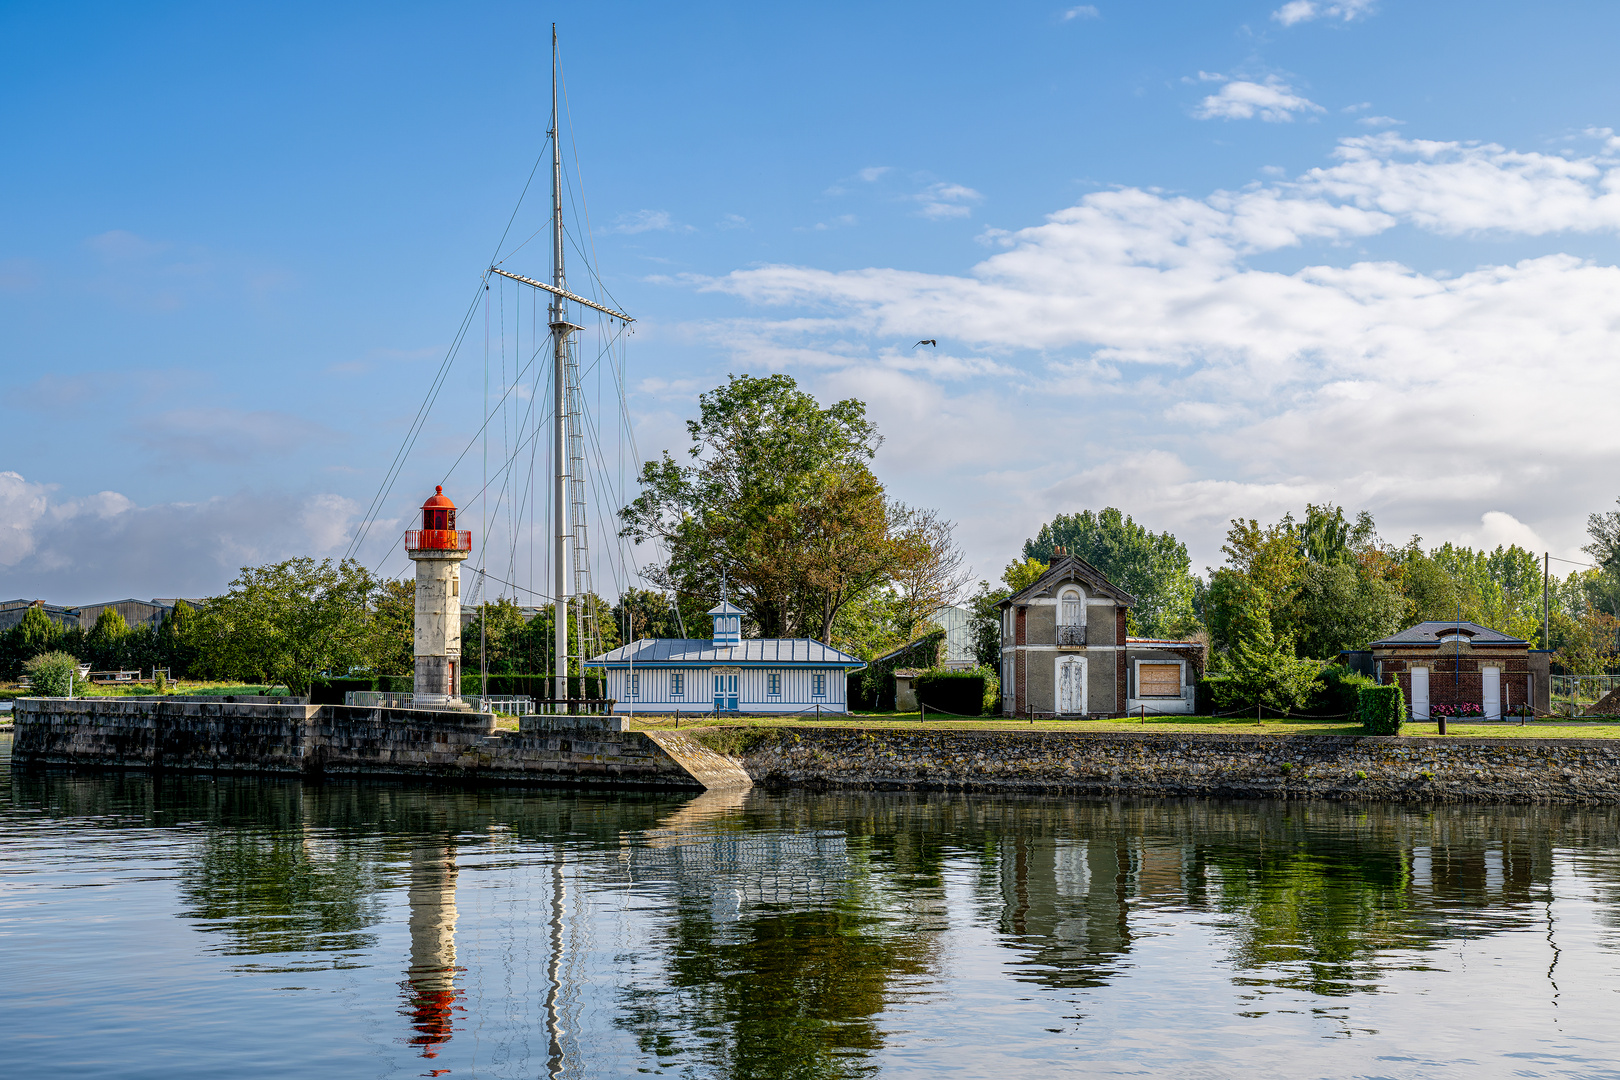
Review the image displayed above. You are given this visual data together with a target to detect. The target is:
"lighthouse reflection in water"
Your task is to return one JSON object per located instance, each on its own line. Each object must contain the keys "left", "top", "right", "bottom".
{"left": 402, "top": 842, "right": 462, "bottom": 1058}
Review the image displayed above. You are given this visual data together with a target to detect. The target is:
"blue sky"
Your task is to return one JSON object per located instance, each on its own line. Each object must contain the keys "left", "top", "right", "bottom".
{"left": 6, "top": 0, "right": 1620, "bottom": 604}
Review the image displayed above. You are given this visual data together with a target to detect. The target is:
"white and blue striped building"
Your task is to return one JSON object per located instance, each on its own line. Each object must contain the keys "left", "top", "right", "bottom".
{"left": 589, "top": 601, "right": 866, "bottom": 715}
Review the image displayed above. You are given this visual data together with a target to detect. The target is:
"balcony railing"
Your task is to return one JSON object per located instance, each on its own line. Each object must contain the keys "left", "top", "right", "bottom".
{"left": 1056, "top": 624, "right": 1086, "bottom": 646}
{"left": 405, "top": 529, "right": 472, "bottom": 552}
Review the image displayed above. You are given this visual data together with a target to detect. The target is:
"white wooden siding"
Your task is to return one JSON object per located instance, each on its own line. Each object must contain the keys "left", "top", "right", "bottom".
{"left": 609, "top": 665, "right": 847, "bottom": 712}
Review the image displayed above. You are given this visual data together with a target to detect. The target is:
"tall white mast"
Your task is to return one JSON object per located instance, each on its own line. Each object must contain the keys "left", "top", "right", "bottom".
{"left": 549, "top": 24, "right": 570, "bottom": 706}
{"left": 480, "top": 27, "right": 631, "bottom": 709}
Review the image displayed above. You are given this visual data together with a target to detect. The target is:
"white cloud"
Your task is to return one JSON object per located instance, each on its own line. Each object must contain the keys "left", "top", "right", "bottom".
{"left": 688, "top": 132, "right": 1620, "bottom": 574}
{"left": 914, "top": 182, "right": 985, "bottom": 220}
{"left": 610, "top": 209, "right": 694, "bottom": 235}
{"left": 1356, "top": 115, "right": 1404, "bottom": 128}
{"left": 1195, "top": 78, "right": 1325, "bottom": 122}
{"left": 0, "top": 471, "right": 368, "bottom": 600}
{"left": 1062, "top": 5, "right": 1100, "bottom": 20}
{"left": 1273, "top": 0, "right": 1375, "bottom": 26}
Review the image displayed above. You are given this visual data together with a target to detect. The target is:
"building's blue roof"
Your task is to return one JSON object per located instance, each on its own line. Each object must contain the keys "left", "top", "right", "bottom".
{"left": 590, "top": 637, "right": 865, "bottom": 667}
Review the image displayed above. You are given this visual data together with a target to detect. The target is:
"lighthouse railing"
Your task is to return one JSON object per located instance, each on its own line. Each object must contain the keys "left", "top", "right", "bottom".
{"left": 404, "top": 529, "right": 472, "bottom": 552}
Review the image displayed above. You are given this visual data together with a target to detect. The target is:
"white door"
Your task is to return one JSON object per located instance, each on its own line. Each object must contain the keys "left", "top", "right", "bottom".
{"left": 1410, "top": 667, "right": 1429, "bottom": 720}
{"left": 1483, "top": 666, "right": 1501, "bottom": 720}
{"left": 1057, "top": 657, "right": 1086, "bottom": 714}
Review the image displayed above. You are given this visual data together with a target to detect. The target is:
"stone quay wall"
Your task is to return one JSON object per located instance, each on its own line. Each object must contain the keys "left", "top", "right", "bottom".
{"left": 728, "top": 727, "right": 1620, "bottom": 804}
{"left": 9, "top": 699, "right": 746, "bottom": 790}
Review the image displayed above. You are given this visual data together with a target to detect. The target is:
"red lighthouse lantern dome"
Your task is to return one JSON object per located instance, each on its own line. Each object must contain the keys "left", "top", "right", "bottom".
{"left": 421, "top": 485, "right": 456, "bottom": 531}
{"left": 406, "top": 486, "right": 469, "bottom": 552}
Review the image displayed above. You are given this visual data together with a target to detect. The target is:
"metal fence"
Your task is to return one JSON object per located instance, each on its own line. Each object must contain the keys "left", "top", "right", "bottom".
{"left": 1550, "top": 674, "right": 1620, "bottom": 711}
{"left": 342, "top": 691, "right": 535, "bottom": 715}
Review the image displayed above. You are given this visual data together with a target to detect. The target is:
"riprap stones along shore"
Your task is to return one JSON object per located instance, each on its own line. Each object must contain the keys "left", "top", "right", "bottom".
{"left": 708, "top": 726, "right": 1620, "bottom": 805}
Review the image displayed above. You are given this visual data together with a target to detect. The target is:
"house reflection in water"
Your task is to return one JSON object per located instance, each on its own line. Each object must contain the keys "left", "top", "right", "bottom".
{"left": 402, "top": 842, "right": 462, "bottom": 1058}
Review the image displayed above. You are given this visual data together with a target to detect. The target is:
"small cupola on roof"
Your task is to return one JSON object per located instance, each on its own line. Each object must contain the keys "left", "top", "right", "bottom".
{"left": 709, "top": 600, "right": 743, "bottom": 648}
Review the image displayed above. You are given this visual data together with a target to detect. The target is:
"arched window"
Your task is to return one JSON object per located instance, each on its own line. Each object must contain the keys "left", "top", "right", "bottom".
{"left": 1060, "top": 587, "right": 1083, "bottom": 627}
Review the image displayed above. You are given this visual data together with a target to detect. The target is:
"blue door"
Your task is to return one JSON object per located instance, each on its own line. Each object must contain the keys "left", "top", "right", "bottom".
{"left": 713, "top": 673, "right": 738, "bottom": 711}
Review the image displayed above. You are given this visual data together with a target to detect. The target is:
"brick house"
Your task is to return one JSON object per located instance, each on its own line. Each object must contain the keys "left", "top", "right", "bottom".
{"left": 1365, "top": 621, "right": 1551, "bottom": 719}
{"left": 997, "top": 554, "right": 1205, "bottom": 717}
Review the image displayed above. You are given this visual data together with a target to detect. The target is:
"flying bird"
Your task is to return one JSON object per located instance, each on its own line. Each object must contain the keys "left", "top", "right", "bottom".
{"left": 913, "top": 339, "right": 937, "bottom": 348}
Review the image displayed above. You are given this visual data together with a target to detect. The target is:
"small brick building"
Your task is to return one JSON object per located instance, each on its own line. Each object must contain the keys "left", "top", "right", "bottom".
{"left": 1365, "top": 621, "right": 1551, "bottom": 720}
{"left": 997, "top": 554, "right": 1205, "bottom": 718}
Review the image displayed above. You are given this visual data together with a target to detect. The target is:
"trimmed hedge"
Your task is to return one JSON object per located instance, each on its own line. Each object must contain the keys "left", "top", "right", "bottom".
{"left": 1196, "top": 676, "right": 1231, "bottom": 715}
{"left": 309, "top": 677, "right": 376, "bottom": 705}
{"left": 1315, "top": 664, "right": 1376, "bottom": 717}
{"left": 914, "top": 669, "right": 986, "bottom": 716}
{"left": 1357, "top": 684, "right": 1406, "bottom": 735}
{"left": 460, "top": 673, "right": 604, "bottom": 698}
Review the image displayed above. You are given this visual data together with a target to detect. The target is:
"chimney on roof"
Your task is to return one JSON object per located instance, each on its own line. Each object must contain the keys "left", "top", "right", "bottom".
{"left": 1053, "top": 546, "right": 1067, "bottom": 557}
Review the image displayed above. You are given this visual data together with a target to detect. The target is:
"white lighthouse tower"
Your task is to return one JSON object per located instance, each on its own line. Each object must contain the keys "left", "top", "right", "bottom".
{"left": 406, "top": 486, "right": 471, "bottom": 707}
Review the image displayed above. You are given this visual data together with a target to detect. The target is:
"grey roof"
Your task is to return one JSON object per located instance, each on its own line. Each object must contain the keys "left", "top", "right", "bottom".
{"left": 1369, "top": 620, "right": 1528, "bottom": 647}
{"left": 590, "top": 637, "right": 865, "bottom": 667}
{"left": 707, "top": 600, "right": 745, "bottom": 616}
{"left": 999, "top": 554, "right": 1137, "bottom": 608}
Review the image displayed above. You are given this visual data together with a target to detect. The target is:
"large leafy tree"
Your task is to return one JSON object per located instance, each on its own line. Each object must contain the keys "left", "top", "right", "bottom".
{"left": 192, "top": 557, "right": 377, "bottom": 696}
{"left": 1023, "top": 508, "right": 1198, "bottom": 637}
{"left": 620, "top": 374, "right": 894, "bottom": 641}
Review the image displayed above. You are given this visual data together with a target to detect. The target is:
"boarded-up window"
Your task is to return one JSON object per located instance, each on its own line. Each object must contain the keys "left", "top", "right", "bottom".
{"left": 1139, "top": 663, "right": 1181, "bottom": 697}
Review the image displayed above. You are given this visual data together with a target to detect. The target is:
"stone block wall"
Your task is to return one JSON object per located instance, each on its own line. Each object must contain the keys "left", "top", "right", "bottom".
{"left": 730, "top": 727, "right": 1620, "bottom": 804}
{"left": 10, "top": 699, "right": 746, "bottom": 790}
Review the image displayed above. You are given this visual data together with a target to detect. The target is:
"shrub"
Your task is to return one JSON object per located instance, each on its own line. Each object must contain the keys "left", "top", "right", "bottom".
{"left": 914, "top": 669, "right": 986, "bottom": 716}
{"left": 24, "top": 651, "right": 81, "bottom": 697}
{"left": 1357, "top": 684, "right": 1406, "bottom": 735}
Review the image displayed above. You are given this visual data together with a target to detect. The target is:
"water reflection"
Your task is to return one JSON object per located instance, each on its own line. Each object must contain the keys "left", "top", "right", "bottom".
{"left": 402, "top": 841, "right": 461, "bottom": 1058}
{"left": 9, "top": 752, "right": 1620, "bottom": 1079}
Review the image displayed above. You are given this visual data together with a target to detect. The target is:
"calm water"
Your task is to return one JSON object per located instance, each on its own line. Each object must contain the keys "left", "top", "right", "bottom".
{"left": 7, "top": 736, "right": 1620, "bottom": 1078}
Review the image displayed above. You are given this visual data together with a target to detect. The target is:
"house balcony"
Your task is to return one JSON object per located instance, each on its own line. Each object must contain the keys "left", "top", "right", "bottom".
{"left": 1056, "top": 624, "right": 1086, "bottom": 648}
{"left": 405, "top": 529, "right": 472, "bottom": 552}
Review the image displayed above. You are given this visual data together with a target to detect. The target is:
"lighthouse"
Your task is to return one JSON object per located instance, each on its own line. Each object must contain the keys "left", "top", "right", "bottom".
{"left": 406, "top": 486, "right": 471, "bottom": 706}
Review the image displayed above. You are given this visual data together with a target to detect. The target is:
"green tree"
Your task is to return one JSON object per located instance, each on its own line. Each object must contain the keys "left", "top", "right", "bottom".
{"left": 966, "top": 581, "right": 1008, "bottom": 669}
{"left": 364, "top": 578, "right": 415, "bottom": 677}
{"left": 612, "top": 587, "right": 685, "bottom": 644}
{"left": 827, "top": 584, "right": 902, "bottom": 662}
{"left": 1001, "top": 556, "right": 1048, "bottom": 593}
{"left": 192, "top": 557, "right": 377, "bottom": 696}
{"left": 461, "top": 597, "right": 531, "bottom": 676}
{"left": 1293, "top": 561, "right": 1406, "bottom": 659}
{"left": 1023, "top": 508, "right": 1198, "bottom": 637}
{"left": 85, "top": 607, "right": 130, "bottom": 670}
{"left": 1224, "top": 584, "right": 1321, "bottom": 712}
{"left": 1, "top": 604, "right": 62, "bottom": 677}
{"left": 620, "top": 374, "right": 892, "bottom": 641}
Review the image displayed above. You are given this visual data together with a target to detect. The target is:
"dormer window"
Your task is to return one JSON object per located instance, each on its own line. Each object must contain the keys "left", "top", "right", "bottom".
{"left": 1436, "top": 626, "right": 1476, "bottom": 644}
